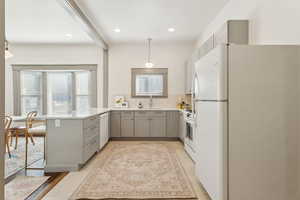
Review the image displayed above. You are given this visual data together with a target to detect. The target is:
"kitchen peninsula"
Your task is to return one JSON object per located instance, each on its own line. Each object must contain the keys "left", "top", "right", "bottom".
{"left": 44, "top": 108, "right": 184, "bottom": 173}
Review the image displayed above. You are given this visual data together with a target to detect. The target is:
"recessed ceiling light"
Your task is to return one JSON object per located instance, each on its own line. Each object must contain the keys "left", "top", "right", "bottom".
{"left": 65, "top": 34, "right": 73, "bottom": 38}
{"left": 114, "top": 28, "right": 121, "bottom": 33}
{"left": 168, "top": 28, "right": 175, "bottom": 32}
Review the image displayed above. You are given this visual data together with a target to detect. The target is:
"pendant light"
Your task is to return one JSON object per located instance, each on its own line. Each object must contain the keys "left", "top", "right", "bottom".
{"left": 5, "top": 40, "right": 13, "bottom": 59}
{"left": 145, "top": 38, "right": 154, "bottom": 68}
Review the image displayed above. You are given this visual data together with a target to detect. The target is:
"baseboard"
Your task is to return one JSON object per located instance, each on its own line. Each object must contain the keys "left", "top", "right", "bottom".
{"left": 110, "top": 137, "right": 180, "bottom": 141}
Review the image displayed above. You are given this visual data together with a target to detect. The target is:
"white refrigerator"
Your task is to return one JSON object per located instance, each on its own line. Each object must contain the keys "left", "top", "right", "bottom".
{"left": 194, "top": 44, "right": 300, "bottom": 200}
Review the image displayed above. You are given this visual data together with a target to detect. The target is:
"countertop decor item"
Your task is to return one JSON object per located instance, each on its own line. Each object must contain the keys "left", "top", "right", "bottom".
{"left": 137, "top": 102, "right": 143, "bottom": 109}
{"left": 114, "top": 96, "right": 125, "bottom": 108}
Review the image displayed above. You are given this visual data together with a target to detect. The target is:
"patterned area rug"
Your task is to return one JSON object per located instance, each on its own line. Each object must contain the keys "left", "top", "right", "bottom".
{"left": 5, "top": 137, "right": 44, "bottom": 178}
{"left": 5, "top": 176, "right": 49, "bottom": 200}
{"left": 71, "top": 141, "right": 197, "bottom": 200}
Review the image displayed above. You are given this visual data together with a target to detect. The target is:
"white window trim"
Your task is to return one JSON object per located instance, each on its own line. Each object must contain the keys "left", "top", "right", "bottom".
{"left": 12, "top": 65, "right": 97, "bottom": 115}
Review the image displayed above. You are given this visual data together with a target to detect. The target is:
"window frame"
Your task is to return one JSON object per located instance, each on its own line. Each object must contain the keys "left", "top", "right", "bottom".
{"left": 19, "top": 71, "right": 44, "bottom": 115}
{"left": 131, "top": 68, "right": 168, "bottom": 98}
{"left": 12, "top": 65, "right": 97, "bottom": 115}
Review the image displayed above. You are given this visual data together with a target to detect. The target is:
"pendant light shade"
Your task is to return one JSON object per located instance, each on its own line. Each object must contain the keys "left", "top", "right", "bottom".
{"left": 145, "top": 38, "right": 153, "bottom": 68}
{"left": 5, "top": 40, "right": 13, "bottom": 59}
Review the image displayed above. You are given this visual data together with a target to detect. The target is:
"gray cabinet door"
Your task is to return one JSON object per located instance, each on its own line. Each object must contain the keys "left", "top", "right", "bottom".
{"left": 135, "top": 118, "right": 150, "bottom": 137}
{"left": 110, "top": 112, "right": 121, "bottom": 137}
{"left": 99, "top": 115, "right": 104, "bottom": 149}
{"left": 150, "top": 117, "right": 166, "bottom": 137}
{"left": 167, "top": 111, "right": 179, "bottom": 137}
{"left": 121, "top": 118, "right": 134, "bottom": 137}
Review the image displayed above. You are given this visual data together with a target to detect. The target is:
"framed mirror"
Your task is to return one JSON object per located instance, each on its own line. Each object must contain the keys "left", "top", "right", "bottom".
{"left": 131, "top": 68, "right": 168, "bottom": 98}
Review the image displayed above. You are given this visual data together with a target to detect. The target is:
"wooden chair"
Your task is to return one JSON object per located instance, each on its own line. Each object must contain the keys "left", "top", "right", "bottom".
{"left": 27, "top": 115, "right": 46, "bottom": 160}
{"left": 9, "top": 111, "right": 37, "bottom": 149}
{"left": 4, "top": 116, "right": 12, "bottom": 158}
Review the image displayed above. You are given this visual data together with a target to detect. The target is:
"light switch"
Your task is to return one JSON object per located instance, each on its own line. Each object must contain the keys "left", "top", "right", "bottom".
{"left": 55, "top": 119, "right": 61, "bottom": 128}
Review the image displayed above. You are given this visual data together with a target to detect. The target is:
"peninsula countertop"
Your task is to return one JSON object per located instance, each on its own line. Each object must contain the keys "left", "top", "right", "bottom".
{"left": 12, "top": 108, "right": 184, "bottom": 121}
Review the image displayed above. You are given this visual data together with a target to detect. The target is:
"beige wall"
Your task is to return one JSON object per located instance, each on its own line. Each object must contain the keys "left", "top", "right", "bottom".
{"left": 108, "top": 42, "right": 194, "bottom": 108}
{"left": 5, "top": 44, "right": 104, "bottom": 114}
{"left": 0, "top": 0, "right": 4, "bottom": 198}
{"left": 195, "top": 0, "right": 300, "bottom": 198}
{"left": 196, "top": 0, "right": 300, "bottom": 47}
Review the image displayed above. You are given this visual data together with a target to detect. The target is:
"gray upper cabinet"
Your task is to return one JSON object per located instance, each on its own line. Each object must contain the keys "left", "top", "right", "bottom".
{"left": 150, "top": 117, "right": 166, "bottom": 137}
{"left": 110, "top": 112, "right": 121, "bottom": 137}
{"left": 121, "top": 112, "right": 134, "bottom": 137}
{"left": 214, "top": 20, "right": 249, "bottom": 47}
{"left": 166, "top": 111, "right": 179, "bottom": 137}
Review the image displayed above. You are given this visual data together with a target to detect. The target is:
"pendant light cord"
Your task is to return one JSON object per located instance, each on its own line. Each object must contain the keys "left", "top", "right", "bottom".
{"left": 148, "top": 38, "right": 152, "bottom": 63}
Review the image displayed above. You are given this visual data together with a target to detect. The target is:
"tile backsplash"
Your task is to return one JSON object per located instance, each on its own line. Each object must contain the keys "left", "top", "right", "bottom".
{"left": 109, "top": 94, "right": 190, "bottom": 108}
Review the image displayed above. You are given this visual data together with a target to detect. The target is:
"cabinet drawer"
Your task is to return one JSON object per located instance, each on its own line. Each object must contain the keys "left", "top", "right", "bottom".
{"left": 135, "top": 111, "right": 149, "bottom": 117}
{"left": 149, "top": 111, "right": 166, "bottom": 118}
{"left": 84, "top": 129, "right": 98, "bottom": 145}
{"left": 83, "top": 136, "right": 98, "bottom": 162}
{"left": 83, "top": 115, "right": 99, "bottom": 129}
{"left": 121, "top": 111, "right": 134, "bottom": 119}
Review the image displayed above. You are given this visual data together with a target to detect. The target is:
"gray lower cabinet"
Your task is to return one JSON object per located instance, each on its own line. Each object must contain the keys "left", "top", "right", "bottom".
{"left": 121, "top": 118, "right": 134, "bottom": 137}
{"left": 166, "top": 111, "right": 179, "bottom": 137}
{"left": 45, "top": 115, "right": 99, "bottom": 172}
{"left": 120, "top": 111, "right": 134, "bottom": 137}
{"left": 150, "top": 118, "right": 166, "bottom": 137}
{"left": 113, "top": 110, "right": 179, "bottom": 138}
{"left": 135, "top": 118, "right": 150, "bottom": 137}
{"left": 110, "top": 112, "right": 121, "bottom": 137}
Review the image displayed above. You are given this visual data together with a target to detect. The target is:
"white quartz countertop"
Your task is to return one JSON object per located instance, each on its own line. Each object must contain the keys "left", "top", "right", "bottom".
{"left": 13, "top": 108, "right": 184, "bottom": 121}
{"left": 45, "top": 108, "right": 111, "bottom": 120}
{"left": 110, "top": 107, "right": 180, "bottom": 111}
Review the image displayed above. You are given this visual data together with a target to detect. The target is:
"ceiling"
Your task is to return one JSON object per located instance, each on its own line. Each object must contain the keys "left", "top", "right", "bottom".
{"left": 76, "top": 0, "right": 229, "bottom": 43}
{"left": 5, "top": 0, "right": 92, "bottom": 44}
{"left": 5, "top": 0, "right": 229, "bottom": 44}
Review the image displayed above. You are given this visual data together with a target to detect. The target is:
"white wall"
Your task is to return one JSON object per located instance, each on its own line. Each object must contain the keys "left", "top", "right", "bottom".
{"left": 196, "top": 0, "right": 300, "bottom": 47}
{"left": 5, "top": 44, "right": 103, "bottom": 114}
{"left": 108, "top": 42, "right": 194, "bottom": 108}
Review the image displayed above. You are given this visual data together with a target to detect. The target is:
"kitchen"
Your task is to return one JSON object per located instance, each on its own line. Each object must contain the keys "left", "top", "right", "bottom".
{"left": 1, "top": 0, "right": 300, "bottom": 200}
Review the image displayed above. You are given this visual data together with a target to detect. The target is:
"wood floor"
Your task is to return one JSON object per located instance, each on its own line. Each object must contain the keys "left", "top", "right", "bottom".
{"left": 5, "top": 159, "right": 68, "bottom": 200}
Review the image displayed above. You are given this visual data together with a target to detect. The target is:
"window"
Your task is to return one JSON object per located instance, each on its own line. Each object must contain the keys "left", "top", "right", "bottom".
{"left": 47, "top": 72, "right": 73, "bottom": 114}
{"left": 132, "top": 68, "right": 168, "bottom": 98}
{"left": 13, "top": 65, "right": 97, "bottom": 115}
{"left": 75, "top": 71, "right": 90, "bottom": 112}
{"left": 20, "top": 71, "right": 43, "bottom": 114}
{"left": 136, "top": 74, "right": 163, "bottom": 96}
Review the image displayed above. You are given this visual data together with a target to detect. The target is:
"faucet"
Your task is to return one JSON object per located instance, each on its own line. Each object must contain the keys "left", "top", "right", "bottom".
{"left": 149, "top": 95, "right": 153, "bottom": 108}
